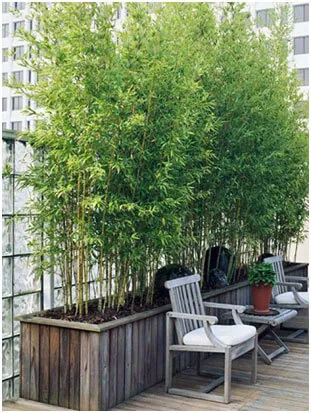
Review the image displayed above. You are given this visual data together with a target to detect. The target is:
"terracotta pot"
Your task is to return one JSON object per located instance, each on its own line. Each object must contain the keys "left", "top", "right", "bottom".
{"left": 251, "top": 282, "right": 273, "bottom": 314}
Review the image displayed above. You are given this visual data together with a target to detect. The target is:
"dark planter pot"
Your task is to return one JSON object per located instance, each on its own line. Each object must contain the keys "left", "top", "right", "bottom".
{"left": 16, "top": 281, "right": 251, "bottom": 410}
{"left": 251, "top": 283, "right": 272, "bottom": 314}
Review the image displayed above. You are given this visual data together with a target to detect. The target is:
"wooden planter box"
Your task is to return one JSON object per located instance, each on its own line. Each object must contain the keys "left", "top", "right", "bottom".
{"left": 16, "top": 281, "right": 251, "bottom": 411}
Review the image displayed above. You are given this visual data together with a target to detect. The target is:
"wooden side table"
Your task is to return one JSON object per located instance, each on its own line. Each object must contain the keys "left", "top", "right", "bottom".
{"left": 223, "top": 306, "right": 298, "bottom": 365}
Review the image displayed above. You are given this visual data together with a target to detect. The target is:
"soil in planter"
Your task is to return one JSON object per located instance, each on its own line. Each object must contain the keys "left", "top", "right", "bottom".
{"left": 40, "top": 293, "right": 171, "bottom": 324}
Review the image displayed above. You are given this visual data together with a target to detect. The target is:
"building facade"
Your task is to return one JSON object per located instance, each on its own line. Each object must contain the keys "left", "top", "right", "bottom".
{"left": 2, "top": 2, "right": 36, "bottom": 132}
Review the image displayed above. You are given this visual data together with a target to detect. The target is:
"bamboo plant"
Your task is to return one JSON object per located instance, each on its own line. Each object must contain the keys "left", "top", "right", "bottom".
{"left": 11, "top": 2, "right": 308, "bottom": 317}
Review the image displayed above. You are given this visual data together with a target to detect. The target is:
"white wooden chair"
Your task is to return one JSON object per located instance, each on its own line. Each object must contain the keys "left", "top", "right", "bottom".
{"left": 264, "top": 255, "right": 309, "bottom": 341}
{"left": 164, "top": 274, "right": 258, "bottom": 404}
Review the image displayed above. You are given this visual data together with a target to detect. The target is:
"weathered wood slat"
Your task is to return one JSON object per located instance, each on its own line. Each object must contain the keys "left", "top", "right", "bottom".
{"left": 150, "top": 315, "right": 158, "bottom": 386}
{"left": 116, "top": 326, "right": 125, "bottom": 405}
{"left": 20, "top": 323, "right": 31, "bottom": 400}
{"left": 39, "top": 325, "right": 50, "bottom": 403}
{"left": 131, "top": 321, "right": 139, "bottom": 397}
{"left": 109, "top": 328, "right": 118, "bottom": 408}
{"left": 29, "top": 324, "right": 39, "bottom": 401}
{"left": 145, "top": 318, "right": 152, "bottom": 388}
{"left": 138, "top": 319, "right": 146, "bottom": 393}
{"left": 89, "top": 333, "right": 100, "bottom": 411}
{"left": 59, "top": 328, "right": 70, "bottom": 408}
{"left": 69, "top": 330, "right": 80, "bottom": 410}
{"left": 156, "top": 314, "right": 164, "bottom": 383}
{"left": 80, "top": 331, "right": 90, "bottom": 411}
{"left": 99, "top": 331, "right": 110, "bottom": 410}
{"left": 124, "top": 324, "right": 132, "bottom": 400}
{"left": 49, "top": 327, "right": 60, "bottom": 406}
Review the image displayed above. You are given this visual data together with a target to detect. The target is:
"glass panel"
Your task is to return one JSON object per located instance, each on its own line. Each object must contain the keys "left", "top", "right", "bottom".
{"left": 2, "top": 217, "right": 13, "bottom": 256}
{"left": 294, "top": 5, "right": 304, "bottom": 22}
{"left": 13, "top": 256, "right": 40, "bottom": 294}
{"left": 14, "top": 184, "right": 33, "bottom": 214}
{"left": 2, "top": 177, "right": 13, "bottom": 215}
{"left": 2, "top": 379, "right": 13, "bottom": 402}
{"left": 14, "top": 217, "right": 32, "bottom": 254}
{"left": 13, "top": 336, "right": 20, "bottom": 375}
{"left": 54, "top": 266, "right": 62, "bottom": 288}
{"left": 2, "top": 339, "right": 13, "bottom": 380}
{"left": 14, "top": 377, "right": 19, "bottom": 399}
{"left": 54, "top": 288, "right": 64, "bottom": 307}
{"left": 13, "top": 293, "right": 41, "bottom": 334}
{"left": 2, "top": 257, "right": 13, "bottom": 297}
{"left": 15, "top": 141, "right": 33, "bottom": 173}
{"left": 2, "top": 140, "right": 13, "bottom": 169}
{"left": 2, "top": 298, "right": 12, "bottom": 339}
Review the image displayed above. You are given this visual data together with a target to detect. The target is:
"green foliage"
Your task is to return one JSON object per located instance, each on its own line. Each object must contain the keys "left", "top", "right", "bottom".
{"left": 11, "top": 2, "right": 308, "bottom": 316}
{"left": 248, "top": 263, "right": 276, "bottom": 287}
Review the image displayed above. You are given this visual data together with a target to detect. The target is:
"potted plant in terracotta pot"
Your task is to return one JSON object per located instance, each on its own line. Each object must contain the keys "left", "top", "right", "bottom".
{"left": 248, "top": 262, "right": 276, "bottom": 314}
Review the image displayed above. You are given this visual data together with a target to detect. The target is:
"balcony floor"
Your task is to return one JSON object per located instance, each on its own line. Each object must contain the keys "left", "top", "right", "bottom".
{"left": 3, "top": 337, "right": 309, "bottom": 411}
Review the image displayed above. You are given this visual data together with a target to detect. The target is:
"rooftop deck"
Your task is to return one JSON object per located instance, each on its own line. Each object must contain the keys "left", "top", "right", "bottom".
{"left": 3, "top": 338, "right": 309, "bottom": 411}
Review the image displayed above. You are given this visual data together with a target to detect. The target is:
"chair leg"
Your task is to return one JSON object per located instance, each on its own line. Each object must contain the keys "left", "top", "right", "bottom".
{"left": 165, "top": 350, "right": 173, "bottom": 392}
{"left": 224, "top": 350, "right": 232, "bottom": 404}
{"left": 196, "top": 353, "right": 201, "bottom": 376}
{"left": 251, "top": 335, "right": 258, "bottom": 384}
{"left": 165, "top": 315, "right": 173, "bottom": 393}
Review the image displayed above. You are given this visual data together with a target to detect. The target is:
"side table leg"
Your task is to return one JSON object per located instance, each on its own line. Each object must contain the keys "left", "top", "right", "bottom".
{"left": 256, "top": 325, "right": 289, "bottom": 364}
{"left": 268, "top": 328, "right": 289, "bottom": 353}
{"left": 257, "top": 343, "right": 272, "bottom": 365}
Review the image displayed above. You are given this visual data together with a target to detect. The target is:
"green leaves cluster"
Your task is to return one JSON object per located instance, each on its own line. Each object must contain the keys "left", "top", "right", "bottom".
{"left": 12, "top": 2, "right": 308, "bottom": 316}
{"left": 248, "top": 263, "right": 276, "bottom": 287}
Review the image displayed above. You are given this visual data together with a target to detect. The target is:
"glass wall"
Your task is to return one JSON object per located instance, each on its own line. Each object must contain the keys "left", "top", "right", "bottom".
{"left": 2, "top": 131, "right": 43, "bottom": 400}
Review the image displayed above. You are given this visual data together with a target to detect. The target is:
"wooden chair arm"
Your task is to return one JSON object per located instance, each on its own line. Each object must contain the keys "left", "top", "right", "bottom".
{"left": 285, "top": 275, "right": 309, "bottom": 284}
{"left": 167, "top": 312, "right": 226, "bottom": 348}
{"left": 203, "top": 302, "right": 246, "bottom": 314}
{"left": 167, "top": 312, "right": 218, "bottom": 325}
{"left": 276, "top": 281, "right": 302, "bottom": 290}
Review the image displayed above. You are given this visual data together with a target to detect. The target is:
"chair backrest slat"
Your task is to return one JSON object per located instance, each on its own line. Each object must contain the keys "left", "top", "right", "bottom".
{"left": 165, "top": 274, "right": 204, "bottom": 342}
{"left": 264, "top": 255, "right": 287, "bottom": 296}
{"left": 186, "top": 284, "right": 199, "bottom": 329}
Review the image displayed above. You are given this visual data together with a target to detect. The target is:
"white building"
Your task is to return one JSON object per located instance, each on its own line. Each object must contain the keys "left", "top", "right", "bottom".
{"left": 251, "top": 2, "right": 309, "bottom": 98}
{"left": 2, "top": 2, "right": 36, "bottom": 132}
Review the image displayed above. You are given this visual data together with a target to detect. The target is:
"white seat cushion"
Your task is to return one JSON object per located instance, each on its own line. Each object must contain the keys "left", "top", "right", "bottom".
{"left": 183, "top": 325, "right": 256, "bottom": 347}
{"left": 275, "top": 291, "right": 309, "bottom": 305}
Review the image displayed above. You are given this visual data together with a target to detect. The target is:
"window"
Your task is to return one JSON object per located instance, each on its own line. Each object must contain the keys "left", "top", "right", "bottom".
{"left": 294, "top": 36, "right": 309, "bottom": 54}
{"left": 11, "top": 121, "right": 22, "bottom": 131}
{"left": 28, "top": 70, "right": 31, "bottom": 82}
{"left": 2, "top": 122, "right": 7, "bottom": 130}
{"left": 2, "top": 48, "right": 9, "bottom": 62}
{"left": 14, "top": 2, "right": 25, "bottom": 10}
{"left": 297, "top": 68, "right": 309, "bottom": 86}
{"left": 13, "top": 71, "right": 23, "bottom": 82}
{"left": 12, "top": 96, "right": 23, "bottom": 110}
{"left": 29, "top": 20, "right": 33, "bottom": 31}
{"left": 294, "top": 4, "right": 309, "bottom": 23}
{"left": 2, "top": 72, "right": 8, "bottom": 82}
{"left": 13, "top": 46, "right": 24, "bottom": 60}
{"left": 2, "top": 23, "right": 9, "bottom": 38}
{"left": 256, "top": 9, "right": 273, "bottom": 28}
{"left": 2, "top": 98, "right": 8, "bottom": 112}
{"left": 14, "top": 21, "right": 25, "bottom": 33}
{"left": 27, "top": 120, "right": 30, "bottom": 129}
{"left": 2, "top": 3, "right": 10, "bottom": 13}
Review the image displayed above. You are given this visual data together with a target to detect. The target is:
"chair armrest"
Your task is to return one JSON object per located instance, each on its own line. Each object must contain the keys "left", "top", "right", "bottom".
{"left": 167, "top": 312, "right": 226, "bottom": 348}
{"left": 203, "top": 302, "right": 246, "bottom": 314}
{"left": 167, "top": 312, "right": 218, "bottom": 325}
{"left": 276, "top": 281, "right": 302, "bottom": 290}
